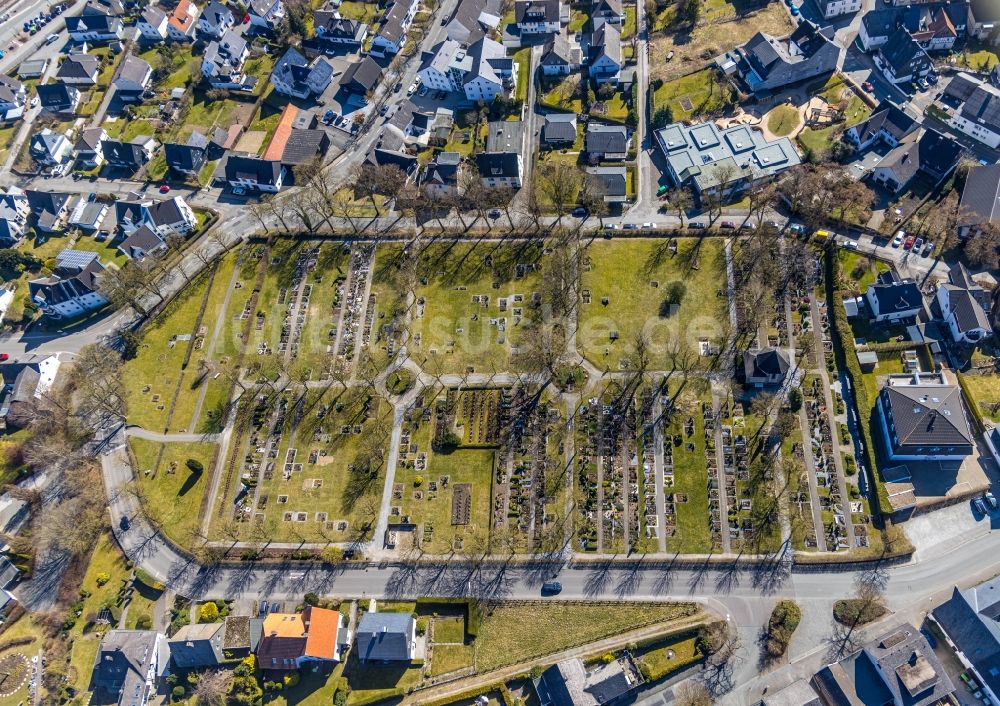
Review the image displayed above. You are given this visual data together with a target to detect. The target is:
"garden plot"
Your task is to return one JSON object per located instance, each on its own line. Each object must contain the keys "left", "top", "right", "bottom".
{"left": 390, "top": 387, "right": 497, "bottom": 554}
{"left": 573, "top": 380, "right": 640, "bottom": 554}
{"left": 218, "top": 386, "right": 391, "bottom": 544}
{"left": 579, "top": 239, "right": 728, "bottom": 371}
{"left": 406, "top": 241, "right": 546, "bottom": 375}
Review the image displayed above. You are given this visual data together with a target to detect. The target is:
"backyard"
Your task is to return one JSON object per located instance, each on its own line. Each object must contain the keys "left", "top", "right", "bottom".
{"left": 651, "top": 69, "right": 736, "bottom": 123}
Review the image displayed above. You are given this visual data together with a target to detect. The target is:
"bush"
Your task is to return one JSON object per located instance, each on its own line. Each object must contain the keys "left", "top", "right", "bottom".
{"left": 199, "top": 602, "right": 220, "bottom": 623}
{"left": 95, "top": 572, "right": 110, "bottom": 587}
{"left": 763, "top": 601, "right": 801, "bottom": 658}
{"left": 134, "top": 615, "right": 152, "bottom": 630}
{"left": 416, "top": 617, "right": 428, "bottom": 636}
{"left": 171, "top": 686, "right": 186, "bottom": 700}
{"left": 304, "top": 593, "right": 319, "bottom": 606}
{"left": 833, "top": 598, "right": 886, "bottom": 626}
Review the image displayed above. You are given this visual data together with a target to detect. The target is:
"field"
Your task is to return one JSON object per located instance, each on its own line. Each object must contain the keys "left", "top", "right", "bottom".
{"left": 649, "top": 0, "right": 794, "bottom": 82}
{"left": 579, "top": 238, "right": 727, "bottom": 370}
{"left": 960, "top": 373, "right": 1000, "bottom": 423}
{"left": 404, "top": 241, "right": 546, "bottom": 375}
{"left": 129, "top": 438, "right": 218, "bottom": 547}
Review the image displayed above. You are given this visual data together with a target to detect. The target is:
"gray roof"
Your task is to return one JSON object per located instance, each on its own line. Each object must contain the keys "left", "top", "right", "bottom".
{"left": 0, "top": 557, "right": 20, "bottom": 590}
{"left": 280, "top": 129, "right": 328, "bottom": 165}
{"left": 423, "top": 151, "right": 462, "bottom": 187}
{"left": 539, "top": 658, "right": 634, "bottom": 706}
{"left": 57, "top": 54, "right": 100, "bottom": 82}
{"left": 118, "top": 225, "right": 164, "bottom": 257}
{"left": 880, "top": 27, "right": 931, "bottom": 76}
{"left": 882, "top": 374, "right": 974, "bottom": 448}
{"left": 26, "top": 190, "right": 70, "bottom": 219}
{"left": 515, "top": 0, "right": 560, "bottom": 23}
{"left": 868, "top": 277, "right": 923, "bottom": 314}
{"left": 102, "top": 139, "right": 148, "bottom": 169}
{"left": 486, "top": 120, "right": 523, "bottom": 152}
{"left": 961, "top": 164, "right": 1000, "bottom": 228}
{"left": 141, "top": 6, "right": 167, "bottom": 26}
{"left": 168, "top": 623, "right": 225, "bottom": 668}
{"left": 377, "top": 0, "right": 411, "bottom": 43}
{"left": 585, "top": 166, "right": 626, "bottom": 199}
{"left": 36, "top": 82, "right": 78, "bottom": 111}
{"left": 849, "top": 101, "right": 916, "bottom": 145}
{"left": 744, "top": 347, "right": 790, "bottom": 379}
{"left": 225, "top": 155, "right": 283, "bottom": 185}
{"left": 356, "top": 612, "right": 413, "bottom": 661}
{"left": 933, "top": 577, "right": 1000, "bottom": 698}
{"left": 114, "top": 55, "right": 151, "bottom": 90}
{"left": 960, "top": 83, "right": 1000, "bottom": 134}
{"left": 340, "top": 56, "right": 382, "bottom": 94}
{"left": 200, "top": 1, "right": 233, "bottom": 28}
{"left": 586, "top": 122, "right": 627, "bottom": 155}
{"left": 540, "top": 33, "right": 578, "bottom": 67}
{"left": 945, "top": 72, "right": 983, "bottom": 103}
{"left": 589, "top": 22, "right": 621, "bottom": 67}
{"left": 272, "top": 48, "right": 334, "bottom": 95}
{"left": 543, "top": 112, "right": 577, "bottom": 143}
{"left": 75, "top": 127, "right": 105, "bottom": 152}
{"left": 92, "top": 630, "right": 166, "bottom": 706}
{"left": 862, "top": 8, "right": 902, "bottom": 39}
{"left": 878, "top": 129, "right": 962, "bottom": 186}
{"left": 476, "top": 151, "right": 520, "bottom": 178}
{"left": 742, "top": 20, "right": 836, "bottom": 82}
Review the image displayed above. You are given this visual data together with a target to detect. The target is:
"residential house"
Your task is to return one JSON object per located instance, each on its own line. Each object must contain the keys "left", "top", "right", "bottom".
{"left": 535, "top": 657, "right": 637, "bottom": 706}
{"left": 36, "top": 82, "right": 81, "bottom": 114}
{"left": 257, "top": 608, "right": 350, "bottom": 670}
{"left": 816, "top": 0, "right": 861, "bottom": 20}
{"left": 0, "top": 76, "right": 26, "bottom": 122}
{"left": 29, "top": 128, "right": 72, "bottom": 167}
{"left": 68, "top": 199, "right": 110, "bottom": 231}
{"left": 102, "top": 136, "right": 158, "bottom": 171}
{"left": 0, "top": 354, "right": 61, "bottom": 429}
{"left": 910, "top": 6, "right": 958, "bottom": 51}
{"left": 959, "top": 163, "right": 1000, "bottom": 235}
{"left": 865, "top": 272, "right": 923, "bottom": 322}
{"left": 137, "top": 6, "right": 169, "bottom": 41}
{"left": 356, "top": 612, "right": 416, "bottom": 663}
{"left": 165, "top": 132, "right": 210, "bottom": 177}
{"left": 169, "top": 623, "right": 225, "bottom": 669}
{"left": 968, "top": 0, "right": 1000, "bottom": 41}
{"left": 118, "top": 225, "right": 167, "bottom": 260}
{"left": 462, "top": 37, "right": 515, "bottom": 102}
{"left": 539, "top": 33, "right": 580, "bottom": 75}
{"left": 225, "top": 154, "right": 286, "bottom": 191}
{"left": 421, "top": 151, "right": 462, "bottom": 198}
{"left": 116, "top": 196, "right": 197, "bottom": 238}
{"left": 871, "top": 129, "right": 962, "bottom": 194}
{"left": 29, "top": 250, "right": 109, "bottom": 318}
{"left": 74, "top": 127, "right": 107, "bottom": 167}
{"left": 0, "top": 494, "right": 29, "bottom": 535}
{"left": 876, "top": 371, "right": 974, "bottom": 461}
{"left": 222, "top": 616, "right": 264, "bottom": 659}
{"left": 542, "top": 112, "right": 577, "bottom": 145}
{"left": 198, "top": 0, "right": 235, "bottom": 38}
{"left": 370, "top": 0, "right": 417, "bottom": 56}
{"left": 443, "top": 0, "right": 502, "bottom": 42}
{"left": 585, "top": 166, "right": 627, "bottom": 203}
{"left": 261, "top": 105, "right": 330, "bottom": 166}
{"left": 936, "top": 263, "right": 992, "bottom": 343}
{"left": 168, "top": 0, "right": 200, "bottom": 40}
{"left": 91, "top": 630, "right": 170, "bottom": 706}
{"left": 26, "top": 190, "right": 72, "bottom": 233}
{"left": 588, "top": 22, "right": 622, "bottom": 85}
{"left": 202, "top": 30, "right": 256, "bottom": 90}
{"left": 82, "top": 0, "right": 124, "bottom": 17}
{"left": 340, "top": 56, "right": 383, "bottom": 95}
{"left": 476, "top": 152, "right": 522, "bottom": 188}
{"left": 843, "top": 100, "right": 917, "bottom": 151}
{"left": 592, "top": 0, "right": 624, "bottom": 25}
{"left": 113, "top": 55, "right": 153, "bottom": 101}
{"left": 875, "top": 27, "right": 932, "bottom": 84}
{"left": 0, "top": 187, "right": 30, "bottom": 246}
{"left": 932, "top": 576, "right": 1000, "bottom": 705}
{"left": 56, "top": 54, "right": 101, "bottom": 85}
{"left": 946, "top": 76, "right": 1000, "bottom": 149}
{"left": 0, "top": 558, "right": 19, "bottom": 592}
{"left": 585, "top": 122, "right": 629, "bottom": 161}
{"left": 248, "top": 0, "right": 285, "bottom": 28}
{"left": 859, "top": 8, "right": 902, "bottom": 50}
{"left": 743, "top": 348, "right": 790, "bottom": 387}
{"left": 66, "top": 14, "right": 123, "bottom": 42}
{"left": 313, "top": 11, "right": 368, "bottom": 46}
{"left": 812, "top": 624, "right": 955, "bottom": 706}
{"left": 515, "top": 0, "right": 561, "bottom": 34}
{"left": 18, "top": 59, "right": 49, "bottom": 80}
{"left": 654, "top": 120, "right": 801, "bottom": 198}
{"left": 270, "top": 48, "right": 335, "bottom": 99}
{"left": 718, "top": 20, "right": 839, "bottom": 95}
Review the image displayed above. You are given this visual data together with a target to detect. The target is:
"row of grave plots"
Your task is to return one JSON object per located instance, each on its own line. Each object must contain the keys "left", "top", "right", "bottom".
{"left": 215, "top": 383, "right": 390, "bottom": 544}
{"left": 388, "top": 384, "right": 570, "bottom": 554}
{"left": 241, "top": 240, "right": 371, "bottom": 382}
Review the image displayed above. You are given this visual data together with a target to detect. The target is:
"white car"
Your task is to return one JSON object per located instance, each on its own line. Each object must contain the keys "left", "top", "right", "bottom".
{"left": 892, "top": 233, "right": 903, "bottom": 247}
{"left": 406, "top": 82, "right": 417, "bottom": 96}
{"left": 642, "top": 222, "right": 655, "bottom": 229}
{"left": 845, "top": 240, "right": 858, "bottom": 249}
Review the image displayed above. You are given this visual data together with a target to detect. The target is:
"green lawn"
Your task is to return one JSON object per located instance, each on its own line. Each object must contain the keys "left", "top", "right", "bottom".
{"left": 129, "top": 438, "right": 218, "bottom": 548}
{"left": 338, "top": 0, "right": 378, "bottom": 22}
{"left": 621, "top": 5, "right": 636, "bottom": 39}
{"left": 838, "top": 249, "right": 887, "bottom": 295}
{"left": 651, "top": 69, "right": 734, "bottom": 121}
{"left": 430, "top": 644, "right": 475, "bottom": 675}
{"left": 796, "top": 74, "right": 872, "bottom": 157}
{"left": 766, "top": 104, "right": 799, "bottom": 137}
{"left": 579, "top": 238, "right": 727, "bottom": 370}
{"left": 960, "top": 373, "right": 1000, "bottom": 423}
{"left": 474, "top": 602, "right": 699, "bottom": 671}
{"left": 637, "top": 636, "right": 701, "bottom": 681}
{"left": 541, "top": 74, "right": 584, "bottom": 113}
{"left": 513, "top": 47, "right": 530, "bottom": 103}
{"left": 433, "top": 616, "right": 466, "bottom": 643}
{"left": 569, "top": 8, "right": 589, "bottom": 31}
{"left": 0, "top": 123, "right": 17, "bottom": 165}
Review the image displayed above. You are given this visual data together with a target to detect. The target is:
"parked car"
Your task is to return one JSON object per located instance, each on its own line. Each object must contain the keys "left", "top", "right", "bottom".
{"left": 418, "top": 85, "right": 429, "bottom": 96}
{"left": 393, "top": 81, "right": 402, "bottom": 93}
{"left": 921, "top": 241, "right": 934, "bottom": 257}
{"left": 572, "top": 207, "right": 587, "bottom": 218}
{"left": 406, "top": 82, "right": 417, "bottom": 95}
{"left": 488, "top": 209, "right": 501, "bottom": 219}
{"left": 623, "top": 223, "right": 638, "bottom": 230}
{"left": 917, "top": 78, "right": 929, "bottom": 91}
{"left": 231, "top": 186, "right": 245, "bottom": 195}
{"left": 541, "top": 581, "right": 562, "bottom": 595}
{"left": 720, "top": 220, "right": 736, "bottom": 229}
{"left": 845, "top": 240, "right": 859, "bottom": 249}
{"left": 788, "top": 223, "right": 806, "bottom": 235}
{"left": 605, "top": 223, "right": 620, "bottom": 230}
{"left": 656, "top": 184, "right": 669, "bottom": 197}
{"left": 45, "top": 32, "right": 59, "bottom": 44}
{"left": 159, "top": 184, "right": 170, "bottom": 193}
{"left": 862, "top": 81, "right": 874, "bottom": 93}
{"left": 0, "top": 353, "right": 8, "bottom": 362}
{"left": 974, "top": 496, "right": 988, "bottom": 515}
{"left": 892, "top": 232, "right": 904, "bottom": 247}
{"left": 986, "top": 491, "right": 998, "bottom": 511}
{"left": 688, "top": 221, "right": 706, "bottom": 229}
{"left": 927, "top": 73, "right": 938, "bottom": 85}
{"left": 903, "top": 235, "right": 915, "bottom": 249}
{"left": 323, "top": 109, "right": 335, "bottom": 123}
{"left": 913, "top": 237, "right": 924, "bottom": 251}
{"left": 790, "top": 4, "right": 799, "bottom": 15}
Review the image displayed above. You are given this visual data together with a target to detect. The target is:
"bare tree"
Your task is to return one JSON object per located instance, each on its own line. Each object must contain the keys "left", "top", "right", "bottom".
{"left": 674, "top": 682, "right": 712, "bottom": 706}
{"left": 536, "top": 162, "right": 584, "bottom": 225}
{"left": 666, "top": 187, "right": 693, "bottom": 225}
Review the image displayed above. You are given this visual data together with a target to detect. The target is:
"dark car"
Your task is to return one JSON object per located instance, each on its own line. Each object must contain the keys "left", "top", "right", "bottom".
{"left": 541, "top": 581, "right": 562, "bottom": 595}
{"left": 393, "top": 81, "right": 402, "bottom": 92}
{"left": 688, "top": 221, "right": 706, "bottom": 229}
{"left": 119, "top": 516, "right": 130, "bottom": 531}
{"left": 572, "top": 206, "right": 587, "bottom": 218}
